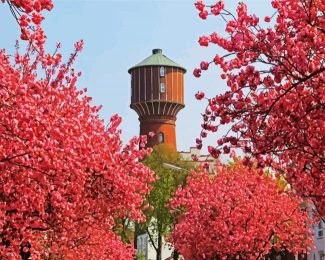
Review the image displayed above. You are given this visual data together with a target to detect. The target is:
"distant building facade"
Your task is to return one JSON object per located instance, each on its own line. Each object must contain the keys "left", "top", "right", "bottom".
{"left": 308, "top": 219, "right": 325, "bottom": 260}
{"left": 179, "top": 146, "right": 216, "bottom": 173}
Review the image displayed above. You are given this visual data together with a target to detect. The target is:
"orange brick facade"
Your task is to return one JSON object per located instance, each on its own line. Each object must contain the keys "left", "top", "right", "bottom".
{"left": 139, "top": 116, "right": 177, "bottom": 151}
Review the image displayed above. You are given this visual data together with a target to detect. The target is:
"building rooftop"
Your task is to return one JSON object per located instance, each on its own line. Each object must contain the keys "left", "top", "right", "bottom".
{"left": 128, "top": 49, "right": 186, "bottom": 73}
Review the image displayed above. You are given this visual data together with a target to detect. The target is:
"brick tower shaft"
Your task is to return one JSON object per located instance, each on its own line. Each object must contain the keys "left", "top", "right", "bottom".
{"left": 140, "top": 116, "right": 176, "bottom": 150}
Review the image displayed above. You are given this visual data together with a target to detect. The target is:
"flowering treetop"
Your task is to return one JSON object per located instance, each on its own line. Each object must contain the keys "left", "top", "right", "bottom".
{"left": 170, "top": 159, "right": 314, "bottom": 259}
{"left": 193, "top": 0, "right": 324, "bottom": 217}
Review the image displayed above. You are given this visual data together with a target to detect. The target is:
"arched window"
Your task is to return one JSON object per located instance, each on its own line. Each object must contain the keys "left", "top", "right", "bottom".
{"left": 159, "top": 132, "right": 164, "bottom": 143}
{"left": 160, "top": 67, "right": 165, "bottom": 77}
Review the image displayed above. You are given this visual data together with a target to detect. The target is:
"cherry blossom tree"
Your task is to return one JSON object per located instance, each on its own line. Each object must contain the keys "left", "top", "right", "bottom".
{"left": 169, "top": 159, "right": 313, "bottom": 259}
{"left": 193, "top": 0, "right": 324, "bottom": 217}
{"left": 0, "top": 1, "right": 155, "bottom": 258}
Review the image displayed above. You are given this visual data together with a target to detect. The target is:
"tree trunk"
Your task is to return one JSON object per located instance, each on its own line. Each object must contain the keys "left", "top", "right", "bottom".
{"left": 173, "top": 249, "right": 179, "bottom": 260}
{"left": 134, "top": 222, "right": 138, "bottom": 260}
{"left": 156, "top": 233, "right": 162, "bottom": 260}
{"left": 20, "top": 242, "right": 31, "bottom": 260}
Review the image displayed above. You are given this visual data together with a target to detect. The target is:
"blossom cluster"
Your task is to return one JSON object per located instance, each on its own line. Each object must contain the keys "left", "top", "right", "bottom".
{"left": 193, "top": 0, "right": 324, "bottom": 217}
{"left": 170, "top": 160, "right": 313, "bottom": 259}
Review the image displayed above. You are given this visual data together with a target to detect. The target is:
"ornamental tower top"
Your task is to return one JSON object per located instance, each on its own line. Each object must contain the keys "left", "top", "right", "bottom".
{"left": 129, "top": 49, "right": 186, "bottom": 151}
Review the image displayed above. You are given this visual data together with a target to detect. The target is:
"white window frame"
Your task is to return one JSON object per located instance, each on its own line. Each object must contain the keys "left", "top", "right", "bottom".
{"left": 159, "top": 132, "right": 164, "bottom": 143}
{"left": 318, "top": 220, "right": 324, "bottom": 238}
{"left": 160, "top": 66, "right": 165, "bottom": 77}
{"left": 160, "top": 82, "right": 166, "bottom": 93}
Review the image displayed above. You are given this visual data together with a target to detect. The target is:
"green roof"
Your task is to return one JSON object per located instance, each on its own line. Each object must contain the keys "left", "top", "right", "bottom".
{"left": 128, "top": 49, "right": 186, "bottom": 73}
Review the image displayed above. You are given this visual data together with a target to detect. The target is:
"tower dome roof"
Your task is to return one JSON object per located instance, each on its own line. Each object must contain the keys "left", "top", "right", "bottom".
{"left": 128, "top": 49, "right": 186, "bottom": 73}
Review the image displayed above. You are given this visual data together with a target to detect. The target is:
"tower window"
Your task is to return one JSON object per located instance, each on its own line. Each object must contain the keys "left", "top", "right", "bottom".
{"left": 160, "top": 67, "right": 165, "bottom": 77}
{"left": 160, "top": 83, "right": 166, "bottom": 93}
{"left": 159, "top": 132, "right": 164, "bottom": 143}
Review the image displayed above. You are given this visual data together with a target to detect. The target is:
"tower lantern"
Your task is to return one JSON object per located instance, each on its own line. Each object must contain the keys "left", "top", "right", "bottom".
{"left": 129, "top": 49, "right": 186, "bottom": 151}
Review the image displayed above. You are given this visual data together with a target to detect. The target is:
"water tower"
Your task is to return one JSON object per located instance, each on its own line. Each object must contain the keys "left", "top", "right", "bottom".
{"left": 129, "top": 49, "right": 186, "bottom": 151}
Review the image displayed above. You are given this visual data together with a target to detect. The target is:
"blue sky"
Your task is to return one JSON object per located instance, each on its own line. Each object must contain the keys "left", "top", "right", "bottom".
{"left": 0, "top": 0, "right": 272, "bottom": 152}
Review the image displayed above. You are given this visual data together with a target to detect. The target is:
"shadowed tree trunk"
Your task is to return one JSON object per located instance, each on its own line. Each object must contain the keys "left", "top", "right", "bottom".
{"left": 134, "top": 222, "right": 139, "bottom": 260}
{"left": 156, "top": 231, "right": 162, "bottom": 260}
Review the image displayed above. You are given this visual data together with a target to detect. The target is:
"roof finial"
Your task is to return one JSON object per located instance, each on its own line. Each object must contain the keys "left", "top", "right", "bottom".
{"left": 152, "top": 49, "right": 162, "bottom": 54}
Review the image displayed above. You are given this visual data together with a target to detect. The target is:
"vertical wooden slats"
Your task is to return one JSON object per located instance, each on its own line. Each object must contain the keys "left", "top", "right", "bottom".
{"left": 140, "top": 67, "right": 145, "bottom": 101}
{"left": 146, "top": 67, "right": 151, "bottom": 100}
{"left": 130, "top": 66, "right": 185, "bottom": 113}
{"left": 152, "top": 67, "right": 159, "bottom": 100}
{"left": 133, "top": 69, "right": 138, "bottom": 102}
